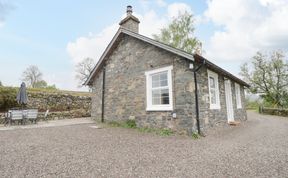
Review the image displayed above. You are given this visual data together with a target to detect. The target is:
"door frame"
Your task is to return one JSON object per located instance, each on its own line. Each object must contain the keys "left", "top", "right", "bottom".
{"left": 224, "top": 79, "right": 234, "bottom": 122}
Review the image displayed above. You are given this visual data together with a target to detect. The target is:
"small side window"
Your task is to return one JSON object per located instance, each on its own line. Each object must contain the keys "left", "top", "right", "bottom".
{"left": 208, "top": 70, "right": 220, "bottom": 109}
{"left": 235, "top": 83, "right": 242, "bottom": 108}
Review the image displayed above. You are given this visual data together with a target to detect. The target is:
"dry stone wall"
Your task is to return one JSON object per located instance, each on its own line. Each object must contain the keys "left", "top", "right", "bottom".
{"left": 27, "top": 92, "right": 91, "bottom": 112}
{"left": 0, "top": 91, "right": 91, "bottom": 123}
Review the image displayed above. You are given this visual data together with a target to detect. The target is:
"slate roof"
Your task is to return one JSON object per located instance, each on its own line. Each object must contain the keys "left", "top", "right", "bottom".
{"left": 85, "top": 27, "right": 249, "bottom": 87}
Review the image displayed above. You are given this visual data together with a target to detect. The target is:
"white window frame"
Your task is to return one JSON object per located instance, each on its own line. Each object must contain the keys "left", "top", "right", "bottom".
{"left": 207, "top": 70, "right": 221, "bottom": 109}
{"left": 145, "top": 66, "right": 173, "bottom": 111}
{"left": 235, "top": 83, "right": 242, "bottom": 109}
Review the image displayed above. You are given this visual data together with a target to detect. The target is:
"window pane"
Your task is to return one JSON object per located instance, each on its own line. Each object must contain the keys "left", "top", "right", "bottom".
{"left": 161, "top": 97, "right": 169, "bottom": 104}
{"left": 152, "top": 72, "right": 168, "bottom": 88}
{"left": 160, "top": 80, "right": 168, "bottom": 87}
{"left": 211, "top": 90, "right": 216, "bottom": 104}
{"left": 152, "top": 90, "right": 160, "bottom": 98}
{"left": 160, "top": 73, "right": 167, "bottom": 81}
{"left": 152, "top": 74, "right": 159, "bottom": 82}
{"left": 161, "top": 89, "right": 169, "bottom": 104}
{"left": 161, "top": 89, "right": 169, "bottom": 97}
{"left": 152, "top": 80, "right": 160, "bottom": 88}
{"left": 152, "top": 97, "right": 160, "bottom": 105}
{"left": 152, "top": 74, "right": 160, "bottom": 88}
{"left": 209, "top": 77, "right": 215, "bottom": 88}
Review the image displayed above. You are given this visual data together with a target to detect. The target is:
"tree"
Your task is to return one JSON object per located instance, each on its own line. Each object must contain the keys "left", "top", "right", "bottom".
{"left": 45, "top": 84, "right": 57, "bottom": 90}
{"left": 34, "top": 80, "right": 57, "bottom": 90}
{"left": 240, "top": 50, "right": 288, "bottom": 108}
{"left": 22, "top": 65, "right": 43, "bottom": 88}
{"left": 34, "top": 80, "right": 47, "bottom": 88}
{"left": 75, "top": 58, "right": 96, "bottom": 87}
{"left": 0, "top": 81, "right": 2, "bottom": 86}
{"left": 152, "top": 12, "right": 201, "bottom": 54}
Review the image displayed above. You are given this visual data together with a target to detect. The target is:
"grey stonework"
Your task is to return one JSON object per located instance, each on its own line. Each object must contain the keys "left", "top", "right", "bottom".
{"left": 91, "top": 34, "right": 247, "bottom": 134}
{"left": 120, "top": 19, "right": 139, "bottom": 33}
{"left": 196, "top": 66, "right": 247, "bottom": 130}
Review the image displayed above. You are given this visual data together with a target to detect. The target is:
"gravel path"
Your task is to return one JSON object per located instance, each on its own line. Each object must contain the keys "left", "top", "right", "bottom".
{"left": 0, "top": 111, "right": 288, "bottom": 178}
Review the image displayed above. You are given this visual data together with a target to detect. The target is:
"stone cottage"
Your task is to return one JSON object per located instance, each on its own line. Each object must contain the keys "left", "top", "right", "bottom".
{"left": 85, "top": 6, "right": 249, "bottom": 135}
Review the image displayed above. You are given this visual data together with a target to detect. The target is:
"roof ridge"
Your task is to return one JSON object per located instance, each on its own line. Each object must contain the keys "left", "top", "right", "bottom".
{"left": 84, "top": 27, "right": 249, "bottom": 87}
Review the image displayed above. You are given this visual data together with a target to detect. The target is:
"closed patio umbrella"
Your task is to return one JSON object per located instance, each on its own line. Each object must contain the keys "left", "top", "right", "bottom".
{"left": 16, "top": 82, "right": 28, "bottom": 106}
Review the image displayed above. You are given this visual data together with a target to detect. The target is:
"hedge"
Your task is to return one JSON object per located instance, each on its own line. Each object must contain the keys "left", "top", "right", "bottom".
{"left": 259, "top": 106, "right": 288, "bottom": 117}
{"left": 0, "top": 87, "right": 19, "bottom": 112}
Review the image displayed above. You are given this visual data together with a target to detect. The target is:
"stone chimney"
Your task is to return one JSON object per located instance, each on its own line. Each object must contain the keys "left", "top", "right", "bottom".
{"left": 119, "top": 5, "right": 140, "bottom": 33}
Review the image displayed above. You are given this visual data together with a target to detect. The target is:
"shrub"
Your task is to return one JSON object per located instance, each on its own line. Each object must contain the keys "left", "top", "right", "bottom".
{"left": 246, "top": 100, "right": 260, "bottom": 110}
{"left": 0, "top": 87, "right": 19, "bottom": 111}
{"left": 123, "top": 119, "right": 137, "bottom": 128}
{"left": 191, "top": 132, "right": 200, "bottom": 139}
{"left": 261, "top": 107, "right": 288, "bottom": 117}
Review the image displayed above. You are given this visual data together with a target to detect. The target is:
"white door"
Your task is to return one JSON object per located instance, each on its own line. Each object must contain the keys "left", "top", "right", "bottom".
{"left": 224, "top": 79, "right": 234, "bottom": 122}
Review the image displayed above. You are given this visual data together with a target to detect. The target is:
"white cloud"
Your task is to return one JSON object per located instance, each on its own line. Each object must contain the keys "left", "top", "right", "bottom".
{"left": 204, "top": 0, "right": 288, "bottom": 62}
{"left": 156, "top": 0, "right": 167, "bottom": 7}
{"left": 167, "top": 2, "right": 192, "bottom": 18}
{"left": 0, "top": 1, "right": 14, "bottom": 27}
{"left": 44, "top": 72, "right": 88, "bottom": 91}
{"left": 66, "top": 2, "right": 193, "bottom": 64}
{"left": 66, "top": 24, "right": 118, "bottom": 64}
{"left": 66, "top": 0, "right": 288, "bottom": 89}
{"left": 138, "top": 11, "right": 167, "bottom": 37}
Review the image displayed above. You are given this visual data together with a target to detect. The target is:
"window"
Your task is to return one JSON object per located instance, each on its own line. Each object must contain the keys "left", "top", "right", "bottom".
{"left": 235, "top": 83, "right": 242, "bottom": 108}
{"left": 208, "top": 70, "right": 220, "bottom": 109}
{"left": 145, "top": 66, "right": 173, "bottom": 111}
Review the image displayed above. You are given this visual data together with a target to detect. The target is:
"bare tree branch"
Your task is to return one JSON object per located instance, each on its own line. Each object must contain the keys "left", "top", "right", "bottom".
{"left": 75, "top": 58, "right": 96, "bottom": 87}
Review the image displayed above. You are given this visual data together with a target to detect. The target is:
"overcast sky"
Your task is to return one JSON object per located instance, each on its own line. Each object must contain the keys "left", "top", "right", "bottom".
{"left": 0, "top": 0, "right": 287, "bottom": 91}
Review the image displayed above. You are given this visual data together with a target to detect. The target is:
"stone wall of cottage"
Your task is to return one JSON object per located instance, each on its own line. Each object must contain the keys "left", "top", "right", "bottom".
{"left": 91, "top": 35, "right": 197, "bottom": 134}
{"left": 120, "top": 20, "right": 139, "bottom": 33}
{"left": 232, "top": 84, "right": 248, "bottom": 121}
{"left": 91, "top": 71, "right": 103, "bottom": 120}
{"left": 196, "top": 66, "right": 247, "bottom": 130}
{"left": 91, "top": 34, "right": 247, "bottom": 134}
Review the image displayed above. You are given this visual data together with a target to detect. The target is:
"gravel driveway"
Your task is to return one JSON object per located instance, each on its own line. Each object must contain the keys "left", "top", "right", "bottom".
{"left": 0, "top": 111, "right": 288, "bottom": 178}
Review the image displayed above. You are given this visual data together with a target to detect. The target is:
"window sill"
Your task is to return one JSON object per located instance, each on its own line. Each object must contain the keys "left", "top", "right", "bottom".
{"left": 210, "top": 105, "right": 221, "bottom": 110}
{"left": 146, "top": 106, "right": 173, "bottom": 111}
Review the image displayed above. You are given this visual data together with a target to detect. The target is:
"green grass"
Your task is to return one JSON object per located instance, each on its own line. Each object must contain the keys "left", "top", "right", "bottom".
{"left": 138, "top": 127, "right": 155, "bottom": 133}
{"left": 0, "top": 86, "right": 92, "bottom": 97}
{"left": 191, "top": 132, "right": 200, "bottom": 139}
{"left": 138, "top": 127, "right": 174, "bottom": 136}
{"left": 158, "top": 128, "right": 174, "bottom": 136}
{"left": 246, "top": 100, "right": 260, "bottom": 111}
{"left": 106, "top": 120, "right": 174, "bottom": 136}
{"left": 107, "top": 119, "right": 137, "bottom": 129}
{"left": 28, "top": 88, "right": 92, "bottom": 96}
{"left": 123, "top": 119, "right": 137, "bottom": 128}
{"left": 107, "top": 121, "right": 122, "bottom": 127}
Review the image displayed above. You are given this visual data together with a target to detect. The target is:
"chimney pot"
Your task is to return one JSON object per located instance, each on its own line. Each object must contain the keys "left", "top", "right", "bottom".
{"left": 127, "top": 5, "right": 132, "bottom": 15}
{"left": 119, "top": 5, "right": 140, "bottom": 33}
